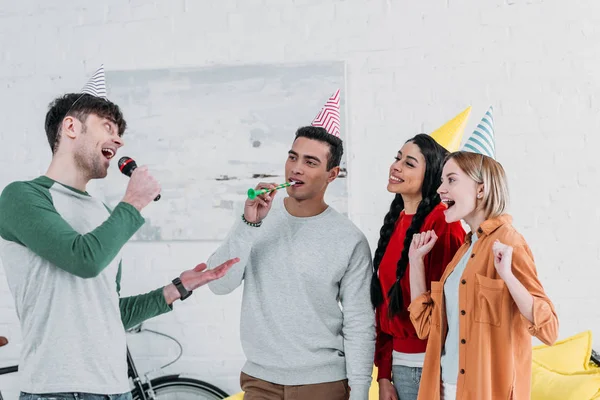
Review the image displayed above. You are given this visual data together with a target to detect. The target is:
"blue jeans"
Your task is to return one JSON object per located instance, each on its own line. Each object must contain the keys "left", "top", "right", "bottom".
{"left": 392, "top": 365, "right": 422, "bottom": 400}
{"left": 20, "top": 393, "right": 132, "bottom": 400}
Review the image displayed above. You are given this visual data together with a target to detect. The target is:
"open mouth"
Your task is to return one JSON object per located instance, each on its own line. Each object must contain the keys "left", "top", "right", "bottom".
{"left": 442, "top": 199, "right": 456, "bottom": 209}
{"left": 101, "top": 148, "right": 116, "bottom": 160}
{"left": 289, "top": 178, "right": 304, "bottom": 186}
{"left": 389, "top": 175, "right": 404, "bottom": 183}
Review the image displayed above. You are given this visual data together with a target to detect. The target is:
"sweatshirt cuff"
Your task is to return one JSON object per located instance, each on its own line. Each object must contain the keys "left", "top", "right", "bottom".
{"left": 153, "top": 286, "right": 174, "bottom": 314}
{"left": 233, "top": 215, "right": 263, "bottom": 241}
{"left": 376, "top": 362, "right": 392, "bottom": 381}
{"left": 349, "top": 383, "right": 370, "bottom": 400}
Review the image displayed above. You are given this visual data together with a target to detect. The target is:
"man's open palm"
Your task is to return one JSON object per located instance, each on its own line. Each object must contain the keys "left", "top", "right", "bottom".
{"left": 180, "top": 258, "right": 239, "bottom": 291}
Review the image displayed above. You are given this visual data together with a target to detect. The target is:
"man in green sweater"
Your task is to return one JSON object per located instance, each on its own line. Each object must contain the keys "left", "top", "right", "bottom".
{"left": 0, "top": 66, "right": 238, "bottom": 399}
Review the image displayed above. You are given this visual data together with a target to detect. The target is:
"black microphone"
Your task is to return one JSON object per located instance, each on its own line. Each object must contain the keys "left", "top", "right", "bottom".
{"left": 118, "top": 156, "right": 161, "bottom": 201}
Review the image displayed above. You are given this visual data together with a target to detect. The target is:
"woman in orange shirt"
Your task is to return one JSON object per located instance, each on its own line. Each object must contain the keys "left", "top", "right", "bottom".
{"left": 407, "top": 112, "right": 559, "bottom": 400}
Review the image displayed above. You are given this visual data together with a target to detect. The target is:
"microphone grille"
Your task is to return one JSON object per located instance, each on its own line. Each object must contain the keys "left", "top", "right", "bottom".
{"left": 118, "top": 156, "right": 131, "bottom": 168}
{"left": 118, "top": 156, "right": 137, "bottom": 176}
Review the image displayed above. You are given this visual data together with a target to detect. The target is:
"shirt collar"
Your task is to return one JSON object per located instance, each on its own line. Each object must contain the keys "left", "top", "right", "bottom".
{"left": 465, "top": 214, "right": 512, "bottom": 243}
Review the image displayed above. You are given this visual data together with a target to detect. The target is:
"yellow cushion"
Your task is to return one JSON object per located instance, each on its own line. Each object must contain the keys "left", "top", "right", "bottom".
{"left": 222, "top": 367, "right": 380, "bottom": 400}
{"left": 586, "top": 363, "right": 600, "bottom": 400}
{"left": 223, "top": 393, "right": 244, "bottom": 400}
{"left": 533, "top": 330, "right": 593, "bottom": 373}
{"left": 531, "top": 359, "right": 600, "bottom": 400}
{"left": 369, "top": 366, "right": 379, "bottom": 399}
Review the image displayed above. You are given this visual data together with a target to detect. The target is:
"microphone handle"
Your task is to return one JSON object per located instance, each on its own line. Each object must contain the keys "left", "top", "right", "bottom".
{"left": 128, "top": 164, "right": 161, "bottom": 202}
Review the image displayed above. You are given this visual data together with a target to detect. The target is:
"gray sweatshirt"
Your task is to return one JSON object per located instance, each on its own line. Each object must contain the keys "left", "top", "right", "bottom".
{"left": 208, "top": 196, "right": 375, "bottom": 399}
{"left": 0, "top": 177, "right": 172, "bottom": 394}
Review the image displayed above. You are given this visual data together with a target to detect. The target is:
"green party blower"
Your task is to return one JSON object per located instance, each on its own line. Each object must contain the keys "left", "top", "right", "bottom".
{"left": 247, "top": 181, "right": 296, "bottom": 200}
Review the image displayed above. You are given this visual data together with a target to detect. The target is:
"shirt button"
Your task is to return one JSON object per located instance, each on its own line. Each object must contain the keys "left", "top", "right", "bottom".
{"left": 477, "top": 228, "right": 483, "bottom": 234}
{"left": 460, "top": 369, "right": 465, "bottom": 374}
{"left": 461, "top": 279, "right": 466, "bottom": 284}
{"left": 470, "top": 253, "right": 475, "bottom": 258}
{"left": 461, "top": 310, "right": 466, "bottom": 315}
{"left": 461, "top": 339, "right": 466, "bottom": 344}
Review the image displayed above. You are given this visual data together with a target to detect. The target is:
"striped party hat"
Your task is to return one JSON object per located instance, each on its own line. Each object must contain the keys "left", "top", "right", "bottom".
{"left": 461, "top": 106, "right": 495, "bottom": 159}
{"left": 311, "top": 89, "right": 341, "bottom": 137}
{"left": 429, "top": 106, "right": 471, "bottom": 152}
{"left": 80, "top": 65, "right": 107, "bottom": 100}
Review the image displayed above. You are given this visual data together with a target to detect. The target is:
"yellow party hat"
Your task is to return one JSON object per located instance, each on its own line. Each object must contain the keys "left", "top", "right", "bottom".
{"left": 429, "top": 106, "right": 472, "bottom": 152}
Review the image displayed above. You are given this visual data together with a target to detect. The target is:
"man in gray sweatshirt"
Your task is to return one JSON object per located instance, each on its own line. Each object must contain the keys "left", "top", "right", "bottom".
{"left": 0, "top": 66, "right": 238, "bottom": 399}
{"left": 207, "top": 125, "right": 376, "bottom": 400}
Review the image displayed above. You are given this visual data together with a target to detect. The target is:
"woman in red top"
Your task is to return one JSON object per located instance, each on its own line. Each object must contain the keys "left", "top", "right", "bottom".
{"left": 371, "top": 134, "right": 465, "bottom": 400}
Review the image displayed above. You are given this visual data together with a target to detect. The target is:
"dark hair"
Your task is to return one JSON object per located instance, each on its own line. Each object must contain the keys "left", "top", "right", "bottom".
{"left": 44, "top": 93, "right": 127, "bottom": 153}
{"left": 370, "top": 133, "right": 449, "bottom": 316}
{"left": 294, "top": 126, "right": 343, "bottom": 170}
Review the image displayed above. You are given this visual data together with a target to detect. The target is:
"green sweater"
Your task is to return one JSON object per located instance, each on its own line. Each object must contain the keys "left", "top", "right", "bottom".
{"left": 0, "top": 176, "right": 171, "bottom": 394}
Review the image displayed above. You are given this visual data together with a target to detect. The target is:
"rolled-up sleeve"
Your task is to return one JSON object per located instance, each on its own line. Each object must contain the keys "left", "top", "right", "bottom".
{"left": 512, "top": 244, "right": 559, "bottom": 346}
{"left": 408, "top": 290, "right": 434, "bottom": 340}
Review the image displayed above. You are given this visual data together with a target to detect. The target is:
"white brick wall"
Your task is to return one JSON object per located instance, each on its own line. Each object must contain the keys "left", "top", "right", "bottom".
{"left": 1, "top": 0, "right": 599, "bottom": 396}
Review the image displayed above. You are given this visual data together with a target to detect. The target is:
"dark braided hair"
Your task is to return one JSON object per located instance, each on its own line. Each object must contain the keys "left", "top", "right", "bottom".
{"left": 370, "top": 134, "right": 449, "bottom": 316}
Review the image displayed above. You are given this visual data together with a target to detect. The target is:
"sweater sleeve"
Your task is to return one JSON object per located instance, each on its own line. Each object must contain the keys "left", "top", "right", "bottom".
{"left": 511, "top": 244, "right": 559, "bottom": 346}
{"left": 116, "top": 261, "right": 173, "bottom": 330}
{"left": 340, "top": 237, "right": 376, "bottom": 400}
{"left": 374, "top": 305, "right": 394, "bottom": 381}
{"left": 207, "top": 218, "right": 262, "bottom": 295}
{"left": 0, "top": 181, "right": 144, "bottom": 278}
{"left": 408, "top": 290, "right": 436, "bottom": 340}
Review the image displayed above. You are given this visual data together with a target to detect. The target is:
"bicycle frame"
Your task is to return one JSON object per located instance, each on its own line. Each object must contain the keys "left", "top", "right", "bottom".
{"left": 0, "top": 365, "right": 17, "bottom": 400}
{"left": 0, "top": 365, "right": 17, "bottom": 376}
{"left": 128, "top": 347, "right": 149, "bottom": 400}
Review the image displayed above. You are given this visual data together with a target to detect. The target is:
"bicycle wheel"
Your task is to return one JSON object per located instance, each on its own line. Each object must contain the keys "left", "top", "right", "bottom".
{"left": 132, "top": 374, "right": 229, "bottom": 400}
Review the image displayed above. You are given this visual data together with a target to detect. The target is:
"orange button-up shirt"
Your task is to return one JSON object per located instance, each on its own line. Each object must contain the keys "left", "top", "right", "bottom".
{"left": 408, "top": 214, "right": 559, "bottom": 400}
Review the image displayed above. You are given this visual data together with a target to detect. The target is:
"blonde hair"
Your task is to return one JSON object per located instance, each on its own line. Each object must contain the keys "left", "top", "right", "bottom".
{"left": 446, "top": 151, "right": 509, "bottom": 219}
